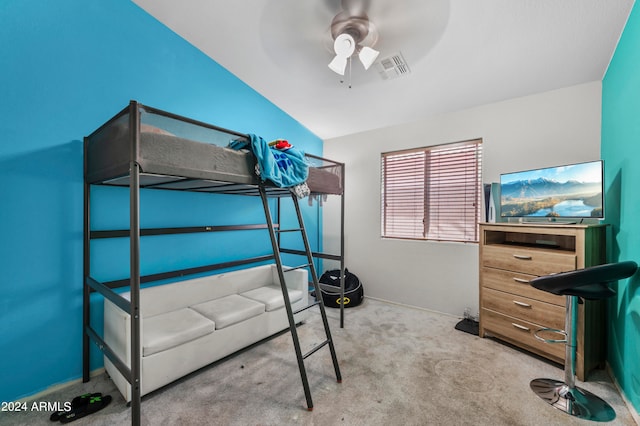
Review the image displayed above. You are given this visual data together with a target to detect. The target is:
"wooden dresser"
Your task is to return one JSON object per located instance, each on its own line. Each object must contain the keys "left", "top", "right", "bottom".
{"left": 478, "top": 222, "right": 607, "bottom": 380}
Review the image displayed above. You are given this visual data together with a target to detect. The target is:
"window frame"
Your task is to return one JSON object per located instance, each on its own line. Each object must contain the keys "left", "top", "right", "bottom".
{"left": 381, "top": 139, "right": 483, "bottom": 243}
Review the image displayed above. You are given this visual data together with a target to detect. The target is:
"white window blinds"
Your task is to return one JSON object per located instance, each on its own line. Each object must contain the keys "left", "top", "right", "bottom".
{"left": 381, "top": 139, "right": 482, "bottom": 243}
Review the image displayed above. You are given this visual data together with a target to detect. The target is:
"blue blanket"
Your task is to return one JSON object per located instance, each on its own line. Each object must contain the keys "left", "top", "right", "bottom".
{"left": 232, "top": 134, "right": 308, "bottom": 188}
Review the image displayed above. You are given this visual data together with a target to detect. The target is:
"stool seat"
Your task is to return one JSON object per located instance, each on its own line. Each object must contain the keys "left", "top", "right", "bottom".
{"left": 528, "top": 260, "right": 638, "bottom": 422}
{"left": 530, "top": 261, "right": 637, "bottom": 299}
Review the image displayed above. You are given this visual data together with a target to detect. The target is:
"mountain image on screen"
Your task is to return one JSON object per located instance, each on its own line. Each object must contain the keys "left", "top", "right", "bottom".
{"left": 499, "top": 161, "right": 604, "bottom": 218}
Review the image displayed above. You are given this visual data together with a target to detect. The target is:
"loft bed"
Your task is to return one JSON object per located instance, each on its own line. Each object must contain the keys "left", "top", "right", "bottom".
{"left": 85, "top": 104, "right": 342, "bottom": 195}
{"left": 82, "top": 101, "right": 345, "bottom": 425}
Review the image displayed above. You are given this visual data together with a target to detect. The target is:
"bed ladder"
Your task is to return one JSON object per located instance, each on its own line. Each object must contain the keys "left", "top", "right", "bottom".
{"left": 258, "top": 186, "right": 342, "bottom": 411}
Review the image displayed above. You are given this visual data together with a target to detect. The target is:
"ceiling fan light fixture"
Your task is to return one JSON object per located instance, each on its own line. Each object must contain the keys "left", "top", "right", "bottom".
{"left": 328, "top": 33, "right": 355, "bottom": 75}
{"left": 328, "top": 55, "right": 348, "bottom": 75}
{"left": 358, "top": 46, "right": 379, "bottom": 70}
{"left": 326, "top": 9, "right": 380, "bottom": 83}
{"left": 333, "top": 33, "right": 356, "bottom": 58}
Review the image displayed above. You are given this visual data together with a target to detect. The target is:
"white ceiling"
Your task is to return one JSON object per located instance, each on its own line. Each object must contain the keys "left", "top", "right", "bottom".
{"left": 132, "top": 0, "right": 634, "bottom": 140}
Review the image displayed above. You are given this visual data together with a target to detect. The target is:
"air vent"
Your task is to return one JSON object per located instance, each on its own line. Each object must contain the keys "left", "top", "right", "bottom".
{"left": 376, "top": 52, "right": 411, "bottom": 80}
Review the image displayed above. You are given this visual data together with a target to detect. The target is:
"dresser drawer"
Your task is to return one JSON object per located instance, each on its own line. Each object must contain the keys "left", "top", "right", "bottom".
{"left": 482, "top": 287, "right": 565, "bottom": 331}
{"left": 480, "top": 308, "right": 565, "bottom": 362}
{"left": 482, "top": 244, "right": 576, "bottom": 275}
{"left": 481, "top": 267, "right": 565, "bottom": 306}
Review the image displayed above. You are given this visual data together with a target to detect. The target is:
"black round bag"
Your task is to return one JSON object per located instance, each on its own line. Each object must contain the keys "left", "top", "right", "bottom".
{"left": 315, "top": 268, "right": 364, "bottom": 308}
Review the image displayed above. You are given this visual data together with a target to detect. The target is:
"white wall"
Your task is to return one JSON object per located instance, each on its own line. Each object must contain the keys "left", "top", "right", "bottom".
{"left": 323, "top": 81, "right": 602, "bottom": 317}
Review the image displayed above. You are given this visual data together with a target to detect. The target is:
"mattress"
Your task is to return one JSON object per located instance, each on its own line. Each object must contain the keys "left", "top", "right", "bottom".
{"left": 85, "top": 116, "right": 342, "bottom": 196}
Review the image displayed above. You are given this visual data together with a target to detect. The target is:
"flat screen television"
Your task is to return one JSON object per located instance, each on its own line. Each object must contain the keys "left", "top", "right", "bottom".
{"left": 499, "top": 160, "right": 604, "bottom": 221}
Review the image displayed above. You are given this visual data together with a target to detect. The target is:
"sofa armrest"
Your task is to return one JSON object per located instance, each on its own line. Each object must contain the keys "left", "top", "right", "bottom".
{"left": 104, "top": 298, "right": 132, "bottom": 366}
{"left": 273, "top": 267, "right": 309, "bottom": 319}
{"left": 272, "top": 265, "right": 308, "bottom": 291}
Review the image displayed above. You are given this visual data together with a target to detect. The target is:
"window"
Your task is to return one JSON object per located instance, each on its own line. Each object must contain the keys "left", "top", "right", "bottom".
{"left": 381, "top": 139, "right": 482, "bottom": 242}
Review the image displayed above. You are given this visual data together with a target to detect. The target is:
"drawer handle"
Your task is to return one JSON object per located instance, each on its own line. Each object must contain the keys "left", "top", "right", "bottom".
{"left": 513, "top": 277, "right": 530, "bottom": 284}
{"left": 511, "top": 323, "right": 530, "bottom": 332}
{"left": 513, "top": 254, "right": 532, "bottom": 260}
{"left": 513, "top": 300, "right": 532, "bottom": 308}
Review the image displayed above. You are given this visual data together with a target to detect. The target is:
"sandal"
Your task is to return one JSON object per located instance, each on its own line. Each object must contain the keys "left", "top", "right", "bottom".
{"left": 49, "top": 393, "right": 102, "bottom": 422}
{"left": 58, "top": 394, "right": 112, "bottom": 423}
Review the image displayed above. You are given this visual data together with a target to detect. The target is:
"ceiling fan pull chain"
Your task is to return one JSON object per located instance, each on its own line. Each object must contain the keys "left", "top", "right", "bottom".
{"left": 349, "top": 55, "right": 352, "bottom": 89}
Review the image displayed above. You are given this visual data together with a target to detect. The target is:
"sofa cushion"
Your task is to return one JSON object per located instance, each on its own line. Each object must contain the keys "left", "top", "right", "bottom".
{"left": 191, "top": 294, "right": 265, "bottom": 330}
{"left": 240, "top": 285, "right": 303, "bottom": 312}
{"left": 143, "top": 308, "right": 215, "bottom": 357}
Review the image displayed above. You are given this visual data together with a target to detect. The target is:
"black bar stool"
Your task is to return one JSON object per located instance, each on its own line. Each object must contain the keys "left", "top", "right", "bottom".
{"left": 529, "top": 261, "right": 637, "bottom": 422}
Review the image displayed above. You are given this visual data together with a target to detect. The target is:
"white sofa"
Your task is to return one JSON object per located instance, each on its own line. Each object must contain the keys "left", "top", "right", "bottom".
{"left": 103, "top": 264, "right": 308, "bottom": 401}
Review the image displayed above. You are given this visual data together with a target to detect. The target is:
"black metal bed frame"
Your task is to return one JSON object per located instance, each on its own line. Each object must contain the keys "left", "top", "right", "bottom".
{"left": 82, "top": 101, "right": 346, "bottom": 425}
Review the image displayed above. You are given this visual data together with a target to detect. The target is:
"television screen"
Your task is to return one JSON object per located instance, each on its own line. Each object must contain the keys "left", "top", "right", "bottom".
{"left": 499, "top": 160, "right": 604, "bottom": 219}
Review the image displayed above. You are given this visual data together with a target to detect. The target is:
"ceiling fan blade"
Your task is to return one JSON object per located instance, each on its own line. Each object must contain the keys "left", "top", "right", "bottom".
{"left": 342, "top": 0, "right": 370, "bottom": 17}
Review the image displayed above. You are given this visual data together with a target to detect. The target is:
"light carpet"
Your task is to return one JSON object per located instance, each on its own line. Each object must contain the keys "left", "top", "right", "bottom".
{"left": 2, "top": 298, "right": 636, "bottom": 425}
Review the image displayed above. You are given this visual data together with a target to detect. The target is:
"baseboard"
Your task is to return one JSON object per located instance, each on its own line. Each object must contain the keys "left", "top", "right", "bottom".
{"left": 606, "top": 363, "right": 640, "bottom": 425}
{"left": 364, "top": 295, "right": 460, "bottom": 319}
{"left": 15, "top": 368, "right": 105, "bottom": 403}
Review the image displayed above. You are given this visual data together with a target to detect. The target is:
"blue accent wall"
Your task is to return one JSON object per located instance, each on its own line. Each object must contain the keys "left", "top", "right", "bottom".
{"left": 0, "top": 0, "right": 321, "bottom": 402}
{"left": 602, "top": 1, "right": 640, "bottom": 413}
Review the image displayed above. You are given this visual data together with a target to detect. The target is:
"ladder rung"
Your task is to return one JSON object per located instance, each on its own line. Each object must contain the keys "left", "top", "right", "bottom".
{"left": 275, "top": 228, "right": 303, "bottom": 233}
{"left": 303, "top": 339, "right": 330, "bottom": 359}
{"left": 283, "top": 263, "right": 311, "bottom": 272}
{"left": 293, "top": 300, "right": 320, "bottom": 315}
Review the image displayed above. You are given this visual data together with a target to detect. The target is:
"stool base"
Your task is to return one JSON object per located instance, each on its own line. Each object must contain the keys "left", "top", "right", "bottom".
{"left": 530, "top": 378, "right": 615, "bottom": 422}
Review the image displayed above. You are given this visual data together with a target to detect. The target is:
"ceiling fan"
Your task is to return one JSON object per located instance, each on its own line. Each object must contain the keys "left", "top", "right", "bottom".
{"left": 258, "top": 0, "right": 449, "bottom": 87}
{"left": 327, "top": 6, "right": 380, "bottom": 76}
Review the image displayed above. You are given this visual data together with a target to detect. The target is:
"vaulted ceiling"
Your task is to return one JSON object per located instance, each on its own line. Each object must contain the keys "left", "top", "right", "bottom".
{"left": 133, "top": 0, "right": 634, "bottom": 140}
